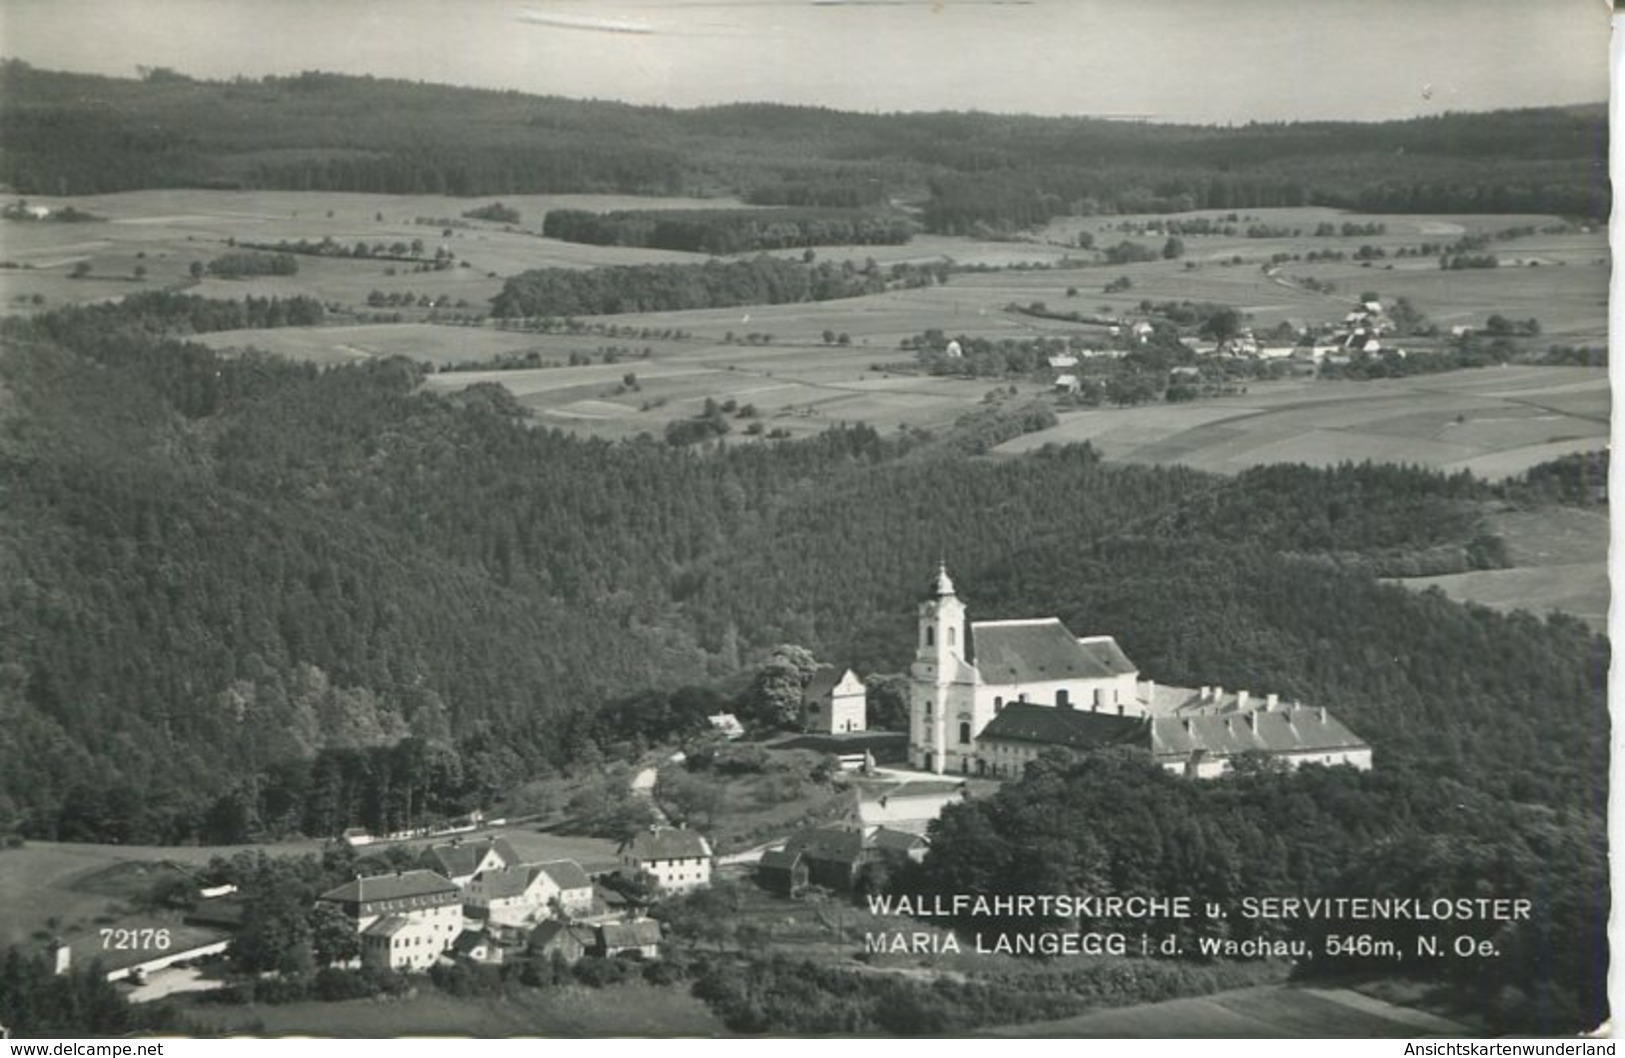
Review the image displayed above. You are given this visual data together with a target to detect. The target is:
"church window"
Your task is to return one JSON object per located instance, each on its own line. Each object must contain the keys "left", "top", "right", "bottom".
{"left": 1056, "top": 689, "right": 1070, "bottom": 708}
{"left": 958, "top": 722, "right": 971, "bottom": 745}
{"left": 926, "top": 627, "right": 935, "bottom": 647}
{"left": 948, "top": 626, "right": 956, "bottom": 646}
{"left": 994, "top": 696, "right": 1004, "bottom": 712}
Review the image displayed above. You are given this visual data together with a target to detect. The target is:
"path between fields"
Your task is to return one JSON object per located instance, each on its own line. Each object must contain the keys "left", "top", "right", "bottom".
{"left": 629, "top": 767, "right": 670, "bottom": 825}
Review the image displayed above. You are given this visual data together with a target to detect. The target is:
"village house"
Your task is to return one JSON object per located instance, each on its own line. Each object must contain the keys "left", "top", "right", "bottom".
{"left": 315, "top": 870, "right": 462, "bottom": 971}
{"left": 529, "top": 920, "right": 596, "bottom": 964}
{"left": 597, "top": 919, "right": 664, "bottom": 959}
{"left": 756, "top": 846, "right": 812, "bottom": 899}
{"left": 909, "top": 565, "right": 1371, "bottom": 779}
{"left": 419, "top": 836, "right": 522, "bottom": 889}
{"left": 527, "top": 918, "right": 664, "bottom": 963}
{"left": 759, "top": 825, "right": 930, "bottom": 898}
{"left": 618, "top": 825, "right": 713, "bottom": 893}
{"left": 450, "top": 927, "right": 508, "bottom": 965}
{"left": 463, "top": 859, "right": 595, "bottom": 927}
{"left": 802, "top": 666, "right": 867, "bottom": 734}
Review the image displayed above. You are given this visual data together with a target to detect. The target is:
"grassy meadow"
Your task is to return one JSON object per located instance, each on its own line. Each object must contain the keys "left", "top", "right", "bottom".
{"left": 994, "top": 365, "right": 1608, "bottom": 478}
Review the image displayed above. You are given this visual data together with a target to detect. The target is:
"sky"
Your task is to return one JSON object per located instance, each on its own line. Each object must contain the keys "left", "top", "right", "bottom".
{"left": 0, "top": 0, "right": 1613, "bottom": 123}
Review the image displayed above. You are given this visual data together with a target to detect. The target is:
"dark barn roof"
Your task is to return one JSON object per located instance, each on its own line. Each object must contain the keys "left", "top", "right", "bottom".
{"left": 978, "top": 702, "right": 1148, "bottom": 751}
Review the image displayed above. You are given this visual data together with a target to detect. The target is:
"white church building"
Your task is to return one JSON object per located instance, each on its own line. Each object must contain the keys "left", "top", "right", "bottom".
{"left": 909, "top": 564, "right": 1140, "bottom": 775}
{"left": 907, "top": 565, "right": 1370, "bottom": 778}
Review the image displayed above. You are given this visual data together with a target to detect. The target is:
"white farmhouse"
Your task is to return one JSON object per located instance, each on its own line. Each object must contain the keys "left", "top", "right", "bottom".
{"left": 619, "top": 826, "right": 713, "bottom": 893}
{"left": 316, "top": 870, "right": 462, "bottom": 971}
{"left": 464, "top": 859, "right": 594, "bottom": 926}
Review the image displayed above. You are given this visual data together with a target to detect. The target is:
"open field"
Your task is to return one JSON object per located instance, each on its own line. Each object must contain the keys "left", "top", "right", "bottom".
{"left": 1388, "top": 505, "right": 1609, "bottom": 631}
{"left": 995, "top": 365, "right": 1608, "bottom": 479}
{"left": 185, "top": 981, "right": 725, "bottom": 1037}
{"left": 408, "top": 335, "right": 1023, "bottom": 443}
{"left": 983, "top": 983, "right": 1472, "bottom": 1038}
{"left": 0, "top": 189, "right": 746, "bottom": 316}
{"left": 5, "top": 195, "right": 1605, "bottom": 346}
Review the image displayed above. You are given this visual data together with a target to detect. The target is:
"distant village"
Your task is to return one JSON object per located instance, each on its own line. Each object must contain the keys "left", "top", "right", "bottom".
{"left": 1047, "top": 296, "right": 1406, "bottom": 395}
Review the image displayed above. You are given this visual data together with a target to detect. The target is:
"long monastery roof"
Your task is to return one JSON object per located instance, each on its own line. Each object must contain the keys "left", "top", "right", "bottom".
{"left": 1150, "top": 706, "right": 1368, "bottom": 760}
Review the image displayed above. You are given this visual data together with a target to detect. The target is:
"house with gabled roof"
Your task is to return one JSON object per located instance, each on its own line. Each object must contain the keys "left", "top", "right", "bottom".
{"left": 596, "top": 918, "right": 663, "bottom": 959}
{"left": 802, "top": 666, "right": 867, "bottom": 734}
{"left": 529, "top": 920, "right": 596, "bottom": 964}
{"left": 759, "top": 824, "right": 932, "bottom": 897}
{"left": 465, "top": 858, "right": 594, "bottom": 926}
{"left": 619, "top": 825, "right": 712, "bottom": 893}
{"left": 757, "top": 846, "right": 812, "bottom": 898}
{"left": 420, "top": 836, "right": 522, "bottom": 889}
{"left": 317, "top": 869, "right": 462, "bottom": 971}
{"left": 450, "top": 927, "right": 506, "bottom": 965}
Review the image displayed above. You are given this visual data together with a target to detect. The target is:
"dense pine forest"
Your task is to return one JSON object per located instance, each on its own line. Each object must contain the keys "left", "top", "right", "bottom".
{"left": 0, "top": 63, "right": 1608, "bottom": 229}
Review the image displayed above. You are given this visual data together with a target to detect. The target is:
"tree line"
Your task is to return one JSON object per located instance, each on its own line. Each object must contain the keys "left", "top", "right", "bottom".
{"left": 0, "top": 62, "right": 1604, "bottom": 228}
{"left": 490, "top": 257, "right": 942, "bottom": 318}
{"left": 541, "top": 207, "right": 916, "bottom": 254}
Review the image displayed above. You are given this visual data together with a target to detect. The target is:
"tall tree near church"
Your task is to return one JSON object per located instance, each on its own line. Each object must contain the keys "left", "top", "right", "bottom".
{"left": 745, "top": 645, "right": 819, "bottom": 728}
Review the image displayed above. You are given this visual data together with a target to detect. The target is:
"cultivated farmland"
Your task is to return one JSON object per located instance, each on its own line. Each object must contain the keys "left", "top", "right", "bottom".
{"left": 994, "top": 365, "right": 1608, "bottom": 479}
{"left": 3, "top": 191, "right": 1608, "bottom": 469}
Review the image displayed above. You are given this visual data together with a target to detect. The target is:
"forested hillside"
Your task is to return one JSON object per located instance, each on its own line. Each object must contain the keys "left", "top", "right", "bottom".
{"left": 0, "top": 63, "right": 1607, "bottom": 229}
{"left": 0, "top": 295, "right": 1605, "bottom": 854}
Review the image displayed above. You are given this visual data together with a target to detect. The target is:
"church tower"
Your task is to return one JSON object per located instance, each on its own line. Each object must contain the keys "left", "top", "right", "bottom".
{"left": 909, "top": 563, "right": 976, "bottom": 774}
